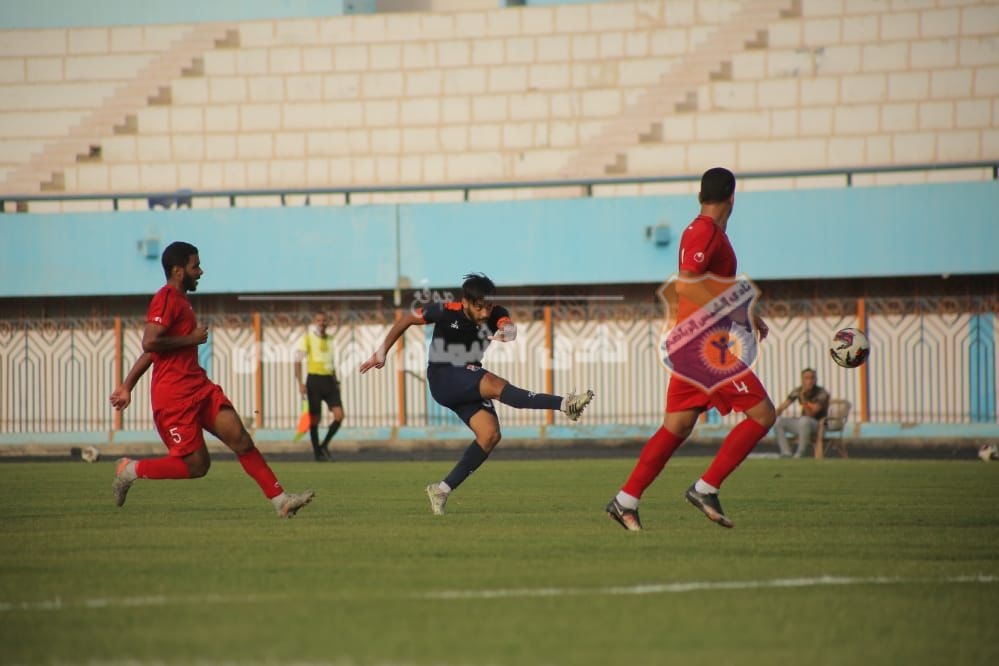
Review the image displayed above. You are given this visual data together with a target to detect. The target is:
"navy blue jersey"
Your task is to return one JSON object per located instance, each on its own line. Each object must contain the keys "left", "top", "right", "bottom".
{"left": 418, "top": 301, "right": 512, "bottom": 367}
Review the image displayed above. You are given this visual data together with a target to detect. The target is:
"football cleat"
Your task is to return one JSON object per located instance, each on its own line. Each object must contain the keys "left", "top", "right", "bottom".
{"left": 426, "top": 483, "right": 448, "bottom": 516}
{"left": 111, "top": 457, "right": 135, "bottom": 508}
{"left": 605, "top": 498, "right": 642, "bottom": 531}
{"left": 684, "top": 484, "right": 734, "bottom": 528}
{"left": 276, "top": 490, "right": 315, "bottom": 518}
{"left": 562, "top": 390, "right": 595, "bottom": 421}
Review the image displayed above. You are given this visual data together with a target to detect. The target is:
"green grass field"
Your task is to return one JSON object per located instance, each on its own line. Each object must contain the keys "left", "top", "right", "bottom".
{"left": 1, "top": 455, "right": 997, "bottom": 665}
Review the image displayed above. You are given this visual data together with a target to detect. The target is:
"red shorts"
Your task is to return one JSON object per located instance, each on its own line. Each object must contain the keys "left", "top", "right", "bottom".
{"left": 666, "top": 370, "right": 770, "bottom": 416}
{"left": 151, "top": 382, "right": 233, "bottom": 457}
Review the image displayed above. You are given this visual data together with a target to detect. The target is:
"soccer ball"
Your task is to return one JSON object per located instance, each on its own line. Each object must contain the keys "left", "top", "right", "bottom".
{"left": 979, "top": 444, "right": 998, "bottom": 462}
{"left": 81, "top": 446, "right": 100, "bottom": 463}
{"left": 830, "top": 327, "right": 870, "bottom": 369}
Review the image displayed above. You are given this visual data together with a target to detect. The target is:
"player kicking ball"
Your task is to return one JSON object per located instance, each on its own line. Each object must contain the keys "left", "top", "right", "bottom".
{"left": 359, "top": 273, "right": 594, "bottom": 515}
{"left": 109, "top": 241, "right": 315, "bottom": 518}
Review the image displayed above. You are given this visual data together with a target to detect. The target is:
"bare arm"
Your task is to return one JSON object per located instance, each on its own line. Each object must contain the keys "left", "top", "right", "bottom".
{"left": 753, "top": 313, "right": 770, "bottom": 341}
{"left": 109, "top": 353, "right": 154, "bottom": 411}
{"left": 359, "top": 311, "right": 424, "bottom": 373}
{"left": 675, "top": 270, "right": 769, "bottom": 341}
{"left": 141, "top": 321, "right": 207, "bottom": 353}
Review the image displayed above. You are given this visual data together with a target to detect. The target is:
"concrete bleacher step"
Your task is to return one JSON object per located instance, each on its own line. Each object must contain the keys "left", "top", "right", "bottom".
{"left": 604, "top": 154, "right": 627, "bottom": 175}
{"left": 638, "top": 123, "right": 663, "bottom": 143}
{"left": 6, "top": 0, "right": 993, "bottom": 197}
{"left": 40, "top": 172, "right": 64, "bottom": 192}
{"left": 147, "top": 87, "right": 173, "bottom": 106}
{"left": 558, "top": 0, "right": 795, "bottom": 178}
{"left": 0, "top": 23, "right": 234, "bottom": 195}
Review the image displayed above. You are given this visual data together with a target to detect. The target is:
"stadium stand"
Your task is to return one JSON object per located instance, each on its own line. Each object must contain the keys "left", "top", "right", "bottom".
{"left": 2, "top": 0, "right": 997, "bottom": 211}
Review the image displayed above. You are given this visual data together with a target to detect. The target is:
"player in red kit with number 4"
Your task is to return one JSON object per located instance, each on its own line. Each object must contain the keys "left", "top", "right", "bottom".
{"left": 109, "top": 242, "right": 315, "bottom": 518}
{"left": 605, "top": 167, "right": 777, "bottom": 531}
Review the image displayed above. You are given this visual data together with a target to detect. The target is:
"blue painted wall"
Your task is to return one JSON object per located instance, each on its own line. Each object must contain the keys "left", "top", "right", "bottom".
{"left": 520, "top": 0, "right": 602, "bottom": 4}
{"left": 0, "top": 0, "right": 375, "bottom": 29}
{"left": 969, "top": 313, "right": 996, "bottom": 423}
{"left": 727, "top": 183, "right": 999, "bottom": 280}
{"left": 0, "top": 0, "right": 604, "bottom": 29}
{"left": 0, "top": 205, "right": 398, "bottom": 296}
{"left": 2, "top": 182, "right": 997, "bottom": 298}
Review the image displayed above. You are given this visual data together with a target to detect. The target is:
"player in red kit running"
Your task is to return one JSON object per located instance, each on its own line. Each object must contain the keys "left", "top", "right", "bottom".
{"left": 605, "top": 167, "right": 776, "bottom": 531}
{"left": 109, "top": 241, "right": 314, "bottom": 518}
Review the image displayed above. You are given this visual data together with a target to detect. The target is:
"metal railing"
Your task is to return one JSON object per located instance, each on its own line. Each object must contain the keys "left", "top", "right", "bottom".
{"left": 1, "top": 296, "right": 995, "bottom": 433}
{"left": 2, "top": 161, "right": 996, "bottom": 211}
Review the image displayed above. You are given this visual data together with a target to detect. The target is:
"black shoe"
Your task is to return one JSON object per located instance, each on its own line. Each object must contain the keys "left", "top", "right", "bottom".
{"left": 684, "top": 484, "right": 734, "bottom": 528}
{"left": 605, "top": 498, "right": 642, "bottom": 531}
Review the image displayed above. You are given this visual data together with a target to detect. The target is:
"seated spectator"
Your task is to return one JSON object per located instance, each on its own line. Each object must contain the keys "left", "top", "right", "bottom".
{"left": 773, "top": 368, "right": 830, "bottom": 458}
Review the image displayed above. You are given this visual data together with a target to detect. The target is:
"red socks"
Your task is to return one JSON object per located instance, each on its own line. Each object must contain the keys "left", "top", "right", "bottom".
{"left": 237, "top": 448, "right": 283, "bottom": 499}
{"left": 134, "top": 449, "right": 284, "bottom": 500}
{"left": 622, "top": 427, "right": 686, "bottom": 498}
{"left": 136, "top": 456, "right": 191, "bottom": 479}
{"left": 702, "top": 419, "right": 769, "bottom": 488}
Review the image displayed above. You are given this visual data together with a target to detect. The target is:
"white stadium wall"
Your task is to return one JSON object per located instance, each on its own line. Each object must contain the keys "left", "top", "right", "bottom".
{"left": 1, "top": 0, "right": 998, "bottom": 212}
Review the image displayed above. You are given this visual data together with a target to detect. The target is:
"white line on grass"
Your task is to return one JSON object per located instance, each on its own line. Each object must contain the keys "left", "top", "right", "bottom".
{"left": 2, "top": 575, "right": 995, "bottom": 612}
{"left": 420, "top": 574, "right": 999, "bottom": 600}
{"left": 0, "top": 593, "right": 286, "bottom": 612}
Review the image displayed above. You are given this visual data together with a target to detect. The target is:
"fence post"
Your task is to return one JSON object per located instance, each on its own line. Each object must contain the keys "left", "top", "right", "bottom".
{"left": 857, "top": 297, "right": 869, "bottom": 423}
{"left": 114, "top": 316, "right": 122, "bottom": 431}
{"left": 396, "top": 308, "right": 406, "bottom": 427}
{"left": 969, "top": 311, "right": 997, "bottom": 422}
{"left": 253, "top": 312, "right": 263, "bottom": 430}
{"left": 544, "top": 306, "right": 554, "bottom": 425}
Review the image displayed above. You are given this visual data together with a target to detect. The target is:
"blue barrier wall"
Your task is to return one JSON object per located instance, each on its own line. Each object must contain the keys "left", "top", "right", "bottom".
{"left": 0, "top": 0, "right": 374, "bottom": 29}
{"left": 0, "top": 0, "right": 601, "bottom": 29}
{"left": 2, "top": 182, "right": 997, "bottom": 298}
{"left": 1, "top": 205, "right": 398, "bottom": 296}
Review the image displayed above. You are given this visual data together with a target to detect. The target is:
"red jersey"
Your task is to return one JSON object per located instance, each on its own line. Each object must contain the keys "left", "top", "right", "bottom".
{"left": 674, "top": 214, "right": 738, "bottom": 323}
{"left": 678, "top": 214, "right": 736, "bottom": 277}
{"left": 667, "top": 215, "right": 768, "bottom": 412}
{"left": 147, "top": 284, "right": 208, "bottom": 400}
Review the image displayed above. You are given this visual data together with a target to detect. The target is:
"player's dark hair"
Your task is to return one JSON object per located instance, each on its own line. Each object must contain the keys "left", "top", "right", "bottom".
{"left": 699, "top": 167, "right": 736, "bottom": 203}
{"left": 461, "top": 273, "right": 496, "bottom": 303}
{"left": 802, "top": 368, "right": 817, "bottom": 376}
{"left": 161, "top": 241, "right": 198, "bottom": 279}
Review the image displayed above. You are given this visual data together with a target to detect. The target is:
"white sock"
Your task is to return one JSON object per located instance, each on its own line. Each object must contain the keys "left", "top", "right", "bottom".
{"left": 121, "top": 460, "right": 138, "bottom": 481}
{"left": 270, "top": 492, "right": 289, "bottom": 509}
{"left": 438, "top": 481, "right": 452, "bottom": 494}
{"left": 615, "top": 491, "right": 639, "bottom": 510}
{"left": 694, "top": 479, "right": 719, "bottom": 495}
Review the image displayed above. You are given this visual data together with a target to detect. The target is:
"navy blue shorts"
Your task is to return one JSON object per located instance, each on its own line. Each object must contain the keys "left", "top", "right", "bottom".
{"left": 427, "top": 364, "right": 497, "bottom": 426}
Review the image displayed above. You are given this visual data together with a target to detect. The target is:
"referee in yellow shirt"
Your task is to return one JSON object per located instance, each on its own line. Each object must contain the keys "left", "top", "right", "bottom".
{"left": 294, "top": 312, "right": 344, "bottom": 461}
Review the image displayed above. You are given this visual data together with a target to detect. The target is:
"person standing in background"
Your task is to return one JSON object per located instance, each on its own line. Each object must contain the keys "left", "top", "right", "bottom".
{"left": 294, "top": 311, "right": 345, "bottom": 462}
